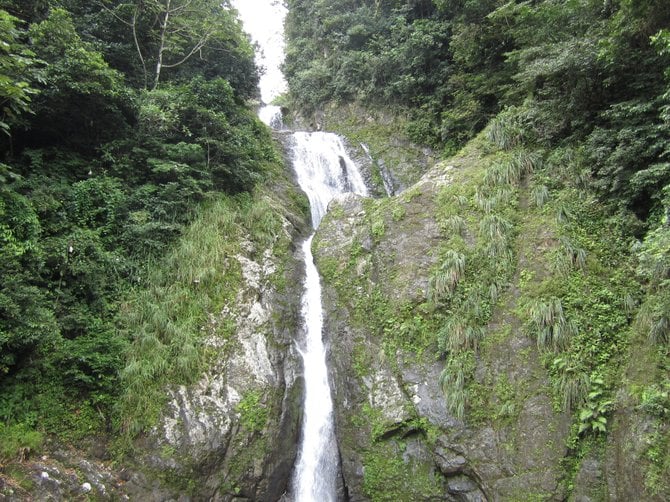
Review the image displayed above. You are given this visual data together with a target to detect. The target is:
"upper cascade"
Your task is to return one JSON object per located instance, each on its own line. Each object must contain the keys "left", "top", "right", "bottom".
{"left": 291, "top": 132, "right": 368, "bottom": 228}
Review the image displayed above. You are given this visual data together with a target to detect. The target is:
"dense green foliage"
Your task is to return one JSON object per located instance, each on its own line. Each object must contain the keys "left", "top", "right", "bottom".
{"left": 286, "top": 0, "right": 670, "bottom": 352}
{"left": 285, "top": 0, "right": 670, "bottom": 208}
{"left": 0, "top": 0, "right": 272, "bottom": 455}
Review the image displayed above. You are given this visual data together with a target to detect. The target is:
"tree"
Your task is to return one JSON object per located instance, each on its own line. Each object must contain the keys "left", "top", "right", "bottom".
{"left": 26, "top": 8, "right": 132, "bottom": 152}
{"left": 0, "top": 167, "right": 59, "bottom": 377}
{"left": 0, "top": 9, "right": 42, "bottom": 137}
{"left": 103, "top": 0, "right": 247, "bottom": 90}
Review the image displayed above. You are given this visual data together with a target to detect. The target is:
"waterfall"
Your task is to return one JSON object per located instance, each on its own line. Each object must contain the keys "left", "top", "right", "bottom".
{"left": 361, "top": 142, "right": 396, "bottom": 196}
{"left": 259, "top": 105, "right": 284, "bottom": 130}
{"left": 232, "top": 2, "right": 368, "bottom": 500}
{"left": 292, "top": 133, "right": 368, "bottom": 227}
{"left": 290, "top": 134, "right": 367, "bottom": 501}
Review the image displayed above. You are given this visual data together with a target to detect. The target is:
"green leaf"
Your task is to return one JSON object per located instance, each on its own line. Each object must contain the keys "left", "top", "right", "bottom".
{"left": 579, "top": 408, "right": 593, "bottom": 421}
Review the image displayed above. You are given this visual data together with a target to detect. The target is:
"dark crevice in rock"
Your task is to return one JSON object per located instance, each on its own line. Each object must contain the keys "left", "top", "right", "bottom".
{"left": 433, "top": 442, "right": 489, "bottom": 502}
{"left": 336, "top": 446, "right": 351, "bottom": 502}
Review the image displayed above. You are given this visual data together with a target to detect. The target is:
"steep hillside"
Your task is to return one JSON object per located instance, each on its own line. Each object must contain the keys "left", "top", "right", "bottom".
{"left": 0, "top": 2, "right": 313, "bottom": 499}
{"left": 283, "top": 1, "right": 670, "bottom": 498}
{"left": 0, "top": 154, "right": 312, "bottom": 500}
{"left": 314, "top": 123, "right": 669, "bottom": 499}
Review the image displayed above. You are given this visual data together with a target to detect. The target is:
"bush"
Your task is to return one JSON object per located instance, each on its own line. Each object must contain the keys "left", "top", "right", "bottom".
{"left": 0, "top": 422, "right": 43, "bottom": 462}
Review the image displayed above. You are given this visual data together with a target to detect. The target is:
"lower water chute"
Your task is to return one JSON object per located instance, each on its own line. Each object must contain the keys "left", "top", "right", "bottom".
{"left": 292, "top": 235, "right": 338, "bottom": 501}
{"left": 289, "top": 132, "right": 368, "bottom": 501}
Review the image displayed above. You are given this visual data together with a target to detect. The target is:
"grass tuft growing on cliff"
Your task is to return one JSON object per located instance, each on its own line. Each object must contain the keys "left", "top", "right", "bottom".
{"left": 526, "top": 298, "right": 575, "bottom": 351}
{"left": 429, "top": 251, "right": 465, "bottom": 301}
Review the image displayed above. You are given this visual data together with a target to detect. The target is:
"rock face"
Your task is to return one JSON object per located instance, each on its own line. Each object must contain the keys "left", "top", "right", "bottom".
{"left": 127, "top": 209, "right": 309, "bottom": 500}
{"left": 317, "top": 182, "right": 567, "bottom": 501}
{"left": 0, "top": 448, "right": 129, "bottom": 502}
{"left": 311, "top": 138, "right": 581, "bottom": 500}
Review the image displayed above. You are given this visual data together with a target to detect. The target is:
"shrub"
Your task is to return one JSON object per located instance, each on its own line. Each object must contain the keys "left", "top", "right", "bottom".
{"left": 0, "top": 423, "right": 43, "bottom": 462}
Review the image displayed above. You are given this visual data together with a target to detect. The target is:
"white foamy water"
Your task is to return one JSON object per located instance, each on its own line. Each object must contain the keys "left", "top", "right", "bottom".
{"left": 289, "top": 132, "right": 367, "bottom": 501}
{"left": 233, "top": 2, "right": 368, "bottom": 500}
{"left": 292, "top": 132, "right": 368, "bottom": 228}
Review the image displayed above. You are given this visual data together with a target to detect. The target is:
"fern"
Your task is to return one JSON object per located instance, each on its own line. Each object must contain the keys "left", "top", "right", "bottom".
{"left": 479, "top": 214, "right": 513, "bottom": 241}
{"left": 559, "top": 236, "right": 587, "bottom": 271}
{"left": 484, "top": 160, "right": 522, "bottom": 186}
{"left": 454, "top": 194, "right": 469, "bottom": 207}
{"left": 650, "top": 315, "right": 670, "bottom": 345}
{"left": 622, "top": 293, "right": 637, "bottom": 314}
{"left": 512, "top": 150, "right": 542, "bottom": 175}
{"left": 462, "top": 294, "right": 484, "bottom": 321}
{"left": 488, "top": 282, "right": 500, "bottom": 303}
{"left": 494, "top": 186, "right": 515, "bottom": 204}
{"left": 556, "top": 202, "right": 572, "bottom": 223}
{"left": 438, "top": 319, "right": 484, "bottom": 352}
{"left": 474, "top": 189, "right": 495, "bottom": 213}
{"left": 487, "top": 112, "right": 524, "bottom": 150}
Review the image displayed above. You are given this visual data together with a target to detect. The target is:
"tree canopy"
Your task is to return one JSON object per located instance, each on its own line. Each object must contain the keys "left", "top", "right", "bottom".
{"left": 0, "top": 0, "right": 271, "bottom": 439}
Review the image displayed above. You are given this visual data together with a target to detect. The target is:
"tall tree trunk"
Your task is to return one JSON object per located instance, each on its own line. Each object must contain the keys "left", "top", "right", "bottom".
{"left": 152, "top": 0, "right": 171, "bottom": 90}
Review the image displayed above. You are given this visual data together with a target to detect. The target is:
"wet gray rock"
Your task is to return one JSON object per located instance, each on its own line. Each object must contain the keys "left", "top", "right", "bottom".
{"left": 314, "top": 159, "right": 571, "bottom": 500}
{"left": 447, "top": 475, "right": 483, "bottom": 497}
{"left": 434, "top": 446, "right": 467, "bottom": 476}
{"left": 133, "top": 218, "right": 308, "bottom": 501}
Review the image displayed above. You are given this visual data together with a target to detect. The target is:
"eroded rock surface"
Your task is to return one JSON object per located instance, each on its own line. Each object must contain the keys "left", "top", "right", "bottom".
{"left": 314, "top": 152, "right": 572, "bottom": 501}
{"left": 133, "top": 213, "right": 308, "bottom": 501}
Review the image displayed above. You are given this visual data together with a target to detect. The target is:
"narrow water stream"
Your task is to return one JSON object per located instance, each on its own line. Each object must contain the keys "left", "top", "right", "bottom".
{"left": 290, "top": 133, "right": 367, "bottom": 501}
{"left": 231, "top": 2, "right": 368, "bottom": 500}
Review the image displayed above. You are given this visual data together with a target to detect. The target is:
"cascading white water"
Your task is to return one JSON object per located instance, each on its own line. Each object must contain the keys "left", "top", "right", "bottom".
{"left": 231, "top": 2, "right": 368, "bottom": 501}
{"left": 290, "top": 133, "right": 368, "bottom": 501}
{"left": 294, "top": 234, "right": 337, "bottom": 500}
{"left": 292, "top": 133, "right": 368, "bottom": 227}
{"left": 259, "top": 105, "right": 284, "bottom": 129}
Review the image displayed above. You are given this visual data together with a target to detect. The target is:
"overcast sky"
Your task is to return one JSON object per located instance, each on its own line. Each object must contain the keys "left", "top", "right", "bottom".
{"left": 231, "top": 0, "right": 288, "bottom": 104}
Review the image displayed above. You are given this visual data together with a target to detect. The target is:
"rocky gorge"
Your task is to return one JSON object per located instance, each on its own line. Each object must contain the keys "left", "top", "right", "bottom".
{"left": 2, "top": 1, "right": 669, "bottom": 500}
{"left": 4, "top": 93, "right": 669, "bottom": 502}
